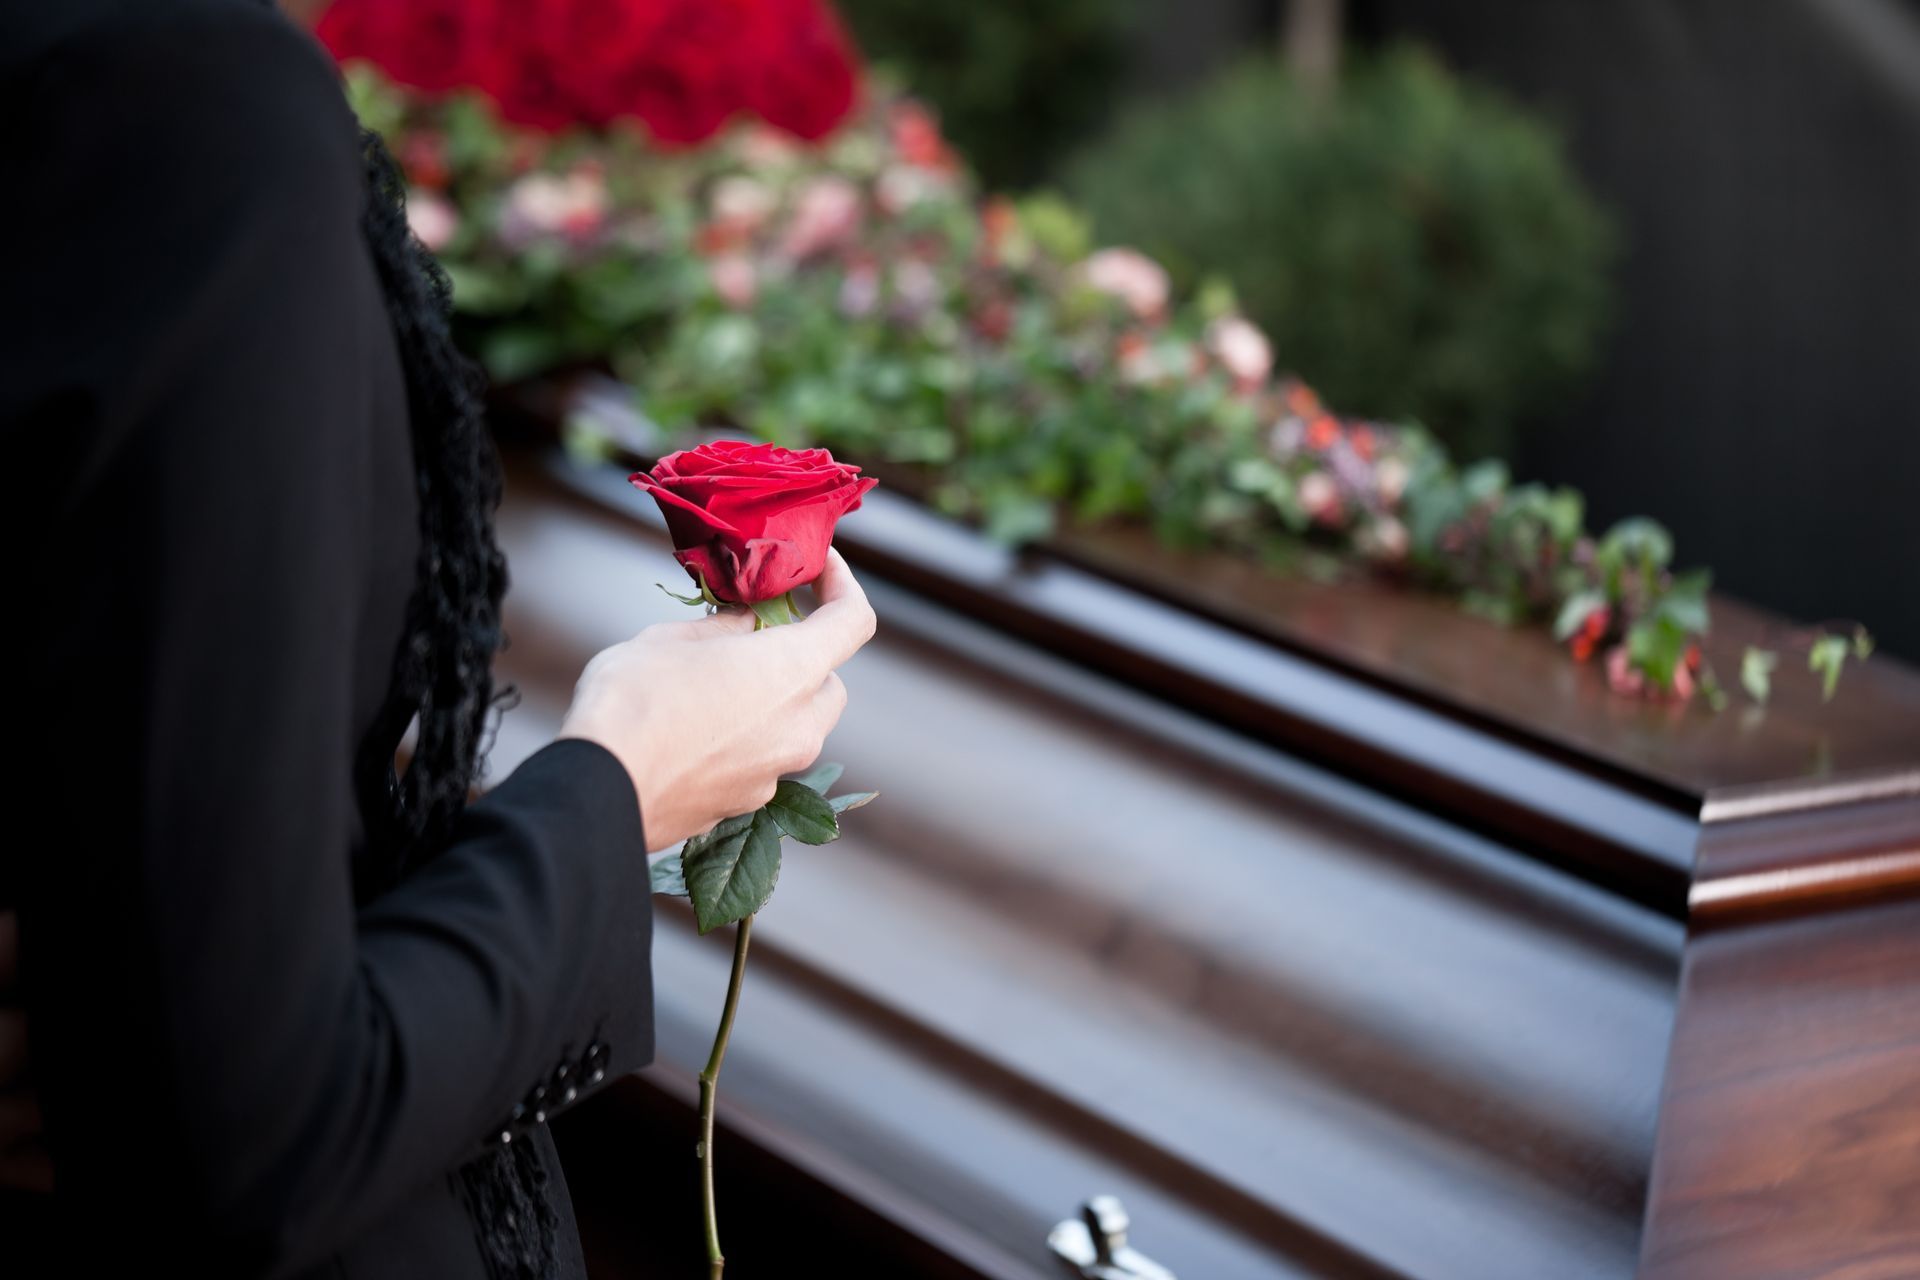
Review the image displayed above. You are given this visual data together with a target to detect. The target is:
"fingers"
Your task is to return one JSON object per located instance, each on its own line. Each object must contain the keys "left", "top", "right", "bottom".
{"left": 773, "top": 551, "right": 876, "bottom": 672}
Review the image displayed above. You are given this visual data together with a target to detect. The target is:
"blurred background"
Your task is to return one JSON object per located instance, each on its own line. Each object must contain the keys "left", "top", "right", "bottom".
{"left": 840, "top": 0, "right": 1920, "bottom": 667}
{"left": 833, "top": 0, "right": 1920, "bottom": 662}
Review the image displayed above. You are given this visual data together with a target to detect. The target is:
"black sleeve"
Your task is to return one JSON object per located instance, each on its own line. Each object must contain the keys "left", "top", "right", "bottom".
{"left": 1, "top": 4, "right": 653, "bottom": 1274}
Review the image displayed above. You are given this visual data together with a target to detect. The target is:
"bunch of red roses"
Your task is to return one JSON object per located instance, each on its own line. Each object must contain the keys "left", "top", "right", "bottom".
{"left": 316, "top": 0, "right": 860, "bottom": 144}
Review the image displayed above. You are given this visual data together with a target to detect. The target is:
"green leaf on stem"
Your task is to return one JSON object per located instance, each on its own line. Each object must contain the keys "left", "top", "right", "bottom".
{"left": 766, "top": 780, "right": 840, "bottom": 845}
{"left": 829, "top": 790, "right": 879, "bottom": 814}
{"left": 648, "top": 850, "right": 688, "bottom": 897}
{"left": 789, "top": 762, "right": 845, "bottom": 794}
{"left": 1741, "top": 646, "right": 1778, "bottom": 704}
{"left": 1627, "top": 614, "right": 1689, "bottom": 687}
{"left": 1853, "top": 627, "right": 1876, "bottom": 660}
{"left": 1655, "top": 568, "right": 1712, "bottom": 635}
{"left": 1553, "top": 589, "right": 1606, "bottom": 642}
{"left": 1809, "top": 634, "right": 1850, "bottom": 702}
{"left": 681, "top": 811, "right": 783, "bottom": 934}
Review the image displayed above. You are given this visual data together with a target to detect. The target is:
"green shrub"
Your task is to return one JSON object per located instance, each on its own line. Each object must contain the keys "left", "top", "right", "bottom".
{"left": 1066, "top": 47, "right": 1615, "bottom": 460}
{"left": 835, "top": 0, "right": 1136, "bottom": 190}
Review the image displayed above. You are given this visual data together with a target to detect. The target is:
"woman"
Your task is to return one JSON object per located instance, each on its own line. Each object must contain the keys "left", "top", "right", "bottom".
{"left": 0, "top": 0, "right": 876, "bottom": 1275}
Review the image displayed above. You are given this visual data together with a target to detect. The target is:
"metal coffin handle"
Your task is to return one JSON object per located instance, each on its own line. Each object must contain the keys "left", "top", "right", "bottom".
{"left": 1048, "top": 1196, "right": 1177, "bottom": 1280}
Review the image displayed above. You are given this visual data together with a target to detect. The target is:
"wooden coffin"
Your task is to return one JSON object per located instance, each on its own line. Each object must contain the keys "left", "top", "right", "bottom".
{"left": 485, "top": 388, "right": 1920, "bottom": 1280}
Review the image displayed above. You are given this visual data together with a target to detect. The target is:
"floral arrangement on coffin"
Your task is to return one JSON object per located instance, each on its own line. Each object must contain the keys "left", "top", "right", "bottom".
{"left": 319, "top": 0, "right": 1870, "bottom": 706}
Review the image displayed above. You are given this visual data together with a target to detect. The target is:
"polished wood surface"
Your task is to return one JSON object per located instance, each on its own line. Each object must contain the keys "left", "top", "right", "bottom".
{"left": 1641, "top": 899, "right": 1920, "bottom": 1278}
{"left": 493, "top": 450, "right": 1680, "bottom": 1279}
{"left": 1637, "top": 797, "right": 1920, "bottom": 1279}
{"left": 1050, "top": 522, "right": 1920, "bottom": 806}
{"left": 483, "top": 396, "right": 1920, "bottom": 1279}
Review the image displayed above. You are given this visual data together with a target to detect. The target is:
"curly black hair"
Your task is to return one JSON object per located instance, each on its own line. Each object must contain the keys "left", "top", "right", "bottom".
{"left": 350, "top": 127, "right": 558, "bottom": 1280}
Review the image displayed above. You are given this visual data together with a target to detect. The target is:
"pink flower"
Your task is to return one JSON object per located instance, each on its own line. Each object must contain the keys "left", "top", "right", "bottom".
{"left": 1605, "top": 645, "right": 1643, "bottom": 696}
{"left": 709, "top": 253, "right": 758, "bottom": 308}
{"left": 1605, "top": 643, "right": 1697, "bottom": 702}
{"left": 1206, "top": 316, "right": 1273, "bottom": 391}
{"left": 779, "top": 175, "right": 863, "bottom": 260}
{"left": 1116, "top": 332, "right": 1194, "bottom": 387}
{"left": 1374, "top": 456, "right": 1411, "bottom": 506}
{"left": 890, "top": 259, "right": 942, "bottom": 315}
{"left": 838, "top": 262, "right": 881, "bottom": 317}
{"left": 875, "top": 164, "right": 951, "bottom": 216}
{"left": 1082, "top": 248, "right": 1169, "bottom": 321}
{"left": 1297, "top": 470, "right": 1343, "bottom": 527}
{"left": 709, "top": 175, "right": 776, "bottom": 235}
{"left": 1360, "top": 515, "right": 1409, "bottom": 563}
{"left": 736, "top": 123, "right": 800, "bottom": 168}
{"left": 499, "top": 170, "right": 608, "bottom": 246}
{"left": 405, "top": 189, "right": 459, "bottom": 252}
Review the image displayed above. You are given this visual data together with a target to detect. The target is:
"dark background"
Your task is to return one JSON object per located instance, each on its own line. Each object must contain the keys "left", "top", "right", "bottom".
{"left": 1095, "top": 0, "right": 1920, "bottom": 661}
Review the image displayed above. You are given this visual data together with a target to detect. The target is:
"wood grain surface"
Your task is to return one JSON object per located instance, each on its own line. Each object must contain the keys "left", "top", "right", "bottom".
{"left": 494, "top": 451, "right": 1680, "bottom": 1279}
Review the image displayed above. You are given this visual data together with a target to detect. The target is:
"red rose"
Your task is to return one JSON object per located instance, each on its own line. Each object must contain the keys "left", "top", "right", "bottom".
{"left": 630, "top": 440, "right": 877, "bottom": 603}
{"left": 742, "top": 0, "right": 860, "bottom": 142}
{"left": 316, "top": 0, "right": 502, "bottom": 95}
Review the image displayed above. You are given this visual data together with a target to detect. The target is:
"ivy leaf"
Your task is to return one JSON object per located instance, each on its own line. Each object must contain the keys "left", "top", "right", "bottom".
{"left": 1627, "top": 614, "right": 1689, "bottom": 687}
{"left": 680, "top": 810, "right": 784, "bottom": 934}
{"left": 829, "top": 790, "right": 879, "bottom": 814}
{"left": 1655, "top": 568, "right": 1713, "bottom": 635}
{"left": 790, "top": 762, "right": 845, "bottom": 794}
{"left": 766, "top": 780, "right": 839, "bottom": 845}
{"left": 1553, "top": 589, "right": 1607, "bottom": 642}
{"left": 1741, "top": 646, "right": 1779, "bottom": 703}
{"left": 648, "top": 851, "right": 688, "bottom": 897}
{"left": 1698, "top": 669, "right": 1729, "bottom": 712}
{"left": 1602, "top": 517, "right": 1675, "bottom": 570}
{"left": 1809, "top": 634, "right": 1850, "bottom": 702}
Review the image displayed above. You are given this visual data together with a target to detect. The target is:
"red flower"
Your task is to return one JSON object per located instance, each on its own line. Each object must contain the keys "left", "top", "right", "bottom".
{"left": 743, "top": 0, "right": 860, "bottom": 142}
{"left": 398, "top": 131, "right": 451, "bottom": 190}
{"left": 888, "top": 100, "right": 956, "bottom": 171}
{"left": 470, "top": 14, "right": 583, "bottom": 133}
{"left": 315, "top": 0, "right": 861, "bottom": 143}
{"left": 1569, "top": 605, "right": 1612, "bottom": 663}
{"left": 317, "top": 0, "right": 503, "bottom": 94}
{"left": 979, "top": 197, "right": 1017, "bottom": 265}
{"left": 631, "top": 440, "right": 877, "bottom": 603}
{"left": 1306, "top": 415, "right": 1341, "bottom": 451}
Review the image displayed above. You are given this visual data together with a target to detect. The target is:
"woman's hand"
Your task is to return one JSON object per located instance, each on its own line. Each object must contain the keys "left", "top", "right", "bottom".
{"left": 0, "top": 909, "right": 52, "bottom": 1194}
{"left": 559, "top": 549, "right": 877, "bottom": 851}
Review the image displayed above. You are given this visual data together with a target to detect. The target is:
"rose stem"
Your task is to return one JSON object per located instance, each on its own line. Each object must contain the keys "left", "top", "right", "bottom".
{"left": 699, "top": 912, "right": 755, "bottom": 1278}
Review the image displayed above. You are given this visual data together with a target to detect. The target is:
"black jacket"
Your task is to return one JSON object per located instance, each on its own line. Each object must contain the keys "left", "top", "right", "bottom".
{"left": 0, "top": 1, "right": 655, "bottom": 1274}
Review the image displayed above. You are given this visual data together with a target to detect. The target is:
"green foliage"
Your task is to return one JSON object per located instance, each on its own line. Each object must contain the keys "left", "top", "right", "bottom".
{"left": 835, "top": 0, "right": 1137, "bottom": 189}
{"left": 352, "top": 65, "right": 1866, "bottom": 708}
{"left": 1066, "top": 48, "right": 1616, "bottom": 460}
{"left": 679, "top": 811, "right": 784, "bottom": 933}
{"left": 766, "top": 780, "right": 841, "bottom": 845}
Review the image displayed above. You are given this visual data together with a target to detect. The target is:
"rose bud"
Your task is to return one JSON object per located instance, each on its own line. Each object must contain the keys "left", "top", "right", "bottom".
{"left": 631, "top": 440, "right": 877, "bottom": 604}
